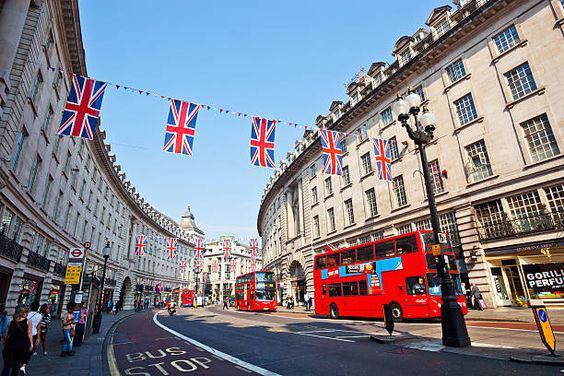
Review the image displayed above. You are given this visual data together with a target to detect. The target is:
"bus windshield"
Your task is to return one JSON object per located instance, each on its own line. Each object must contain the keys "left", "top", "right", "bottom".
{"left": 255, "top": 272, "right": 274, "bottom": 282}
{"left": 256, "top": 289, "right": 275, "bottom": 301}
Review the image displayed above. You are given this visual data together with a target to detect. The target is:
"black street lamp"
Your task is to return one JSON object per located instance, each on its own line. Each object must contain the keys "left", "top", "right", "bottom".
{"left": 392, "top": 92, "right": 471, "bottom": 347}
{"left": 92, "top": 242, "right": 111, "bottom": 334}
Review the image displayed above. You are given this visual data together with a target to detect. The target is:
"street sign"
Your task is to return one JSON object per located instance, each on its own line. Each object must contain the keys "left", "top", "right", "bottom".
{"left": 432, "top": 244, "right": 441, "bottom": 256}
{"left": 532, "top": 305, "right": 556, "bottom": 355}
{"left": 75, "top": 291, "right": 83, "bottom": 304}
{"left": 64, "top": 265, "right": 82, "bottom": 284}
{"left": 83, "top": 241, "right": 91, "bottom": 249}
{"left": 69, "top": 248, "right": 85, "bottom": 260}
{"left": 438, "top": 233, "right": 448, "bottom": 244}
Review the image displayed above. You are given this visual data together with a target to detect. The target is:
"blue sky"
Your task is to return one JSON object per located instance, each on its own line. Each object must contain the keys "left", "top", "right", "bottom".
{"left": 79, "top": 0, "right": 448, "bottom": 242}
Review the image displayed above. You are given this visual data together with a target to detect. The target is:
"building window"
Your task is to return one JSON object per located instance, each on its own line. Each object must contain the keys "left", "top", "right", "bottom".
{"left": 428, "top": 159, "right": 444, "bottom": 194}
{"left": 28, "top": 155, "right": 42, "bottom": 193}
{"left": 11, "top": 129, "right": 27, "bottom": 172}
{"left": 446, "top": 59, "right": 466, "bottom": 83}
{"left": 505, "top": 62, "right": 537, "bottom": 100}
{"left": 454, "top": 93, "right": 478, "bottom": 126}
{"left": 311, "top": 187, "right": 318, "bottom": 205}
{"left": 507, "top": 191, "right": 543, "bottom": 219}
{"left": 493, "top": 24, "right": 520, "bottom": 54}
{"left": 475, "top": 200, "right": 504, "bottom": 228}
{"left": 372, "top": 231, "right": 384, "bottom": 241}
{"left": 327, "top": 208, "right": 336, "bottom": 232}
{"left": 325, "top": 177, "right": 333, "bottom": 196}
{"left": 341, "top": 137, "right": 347, "bottom": 154}
{"left": 342, "top": 166, "right": 351, "bottom": 186}
{"left": 365, "top": 188, "right": 378, "bottom": 217}
{"left": 414, "top": 85, "right": 426, "bottom": 101}
{"left": 344, "top": 199, "right": 354, "bottom": 225}
{"left": 42, "top": 107, "right": 53, "bottom": 132}
{"left": 400, "top": 49, "right": 412, "bottom": 65}
{"left": 389, "top": 137, "right": 400, "bottom": 161}
{"left": 398, "top": 223, "right": 412, "bottom": 234}
{"left": 65, "top": 203, "right": 73, "bottom": 231}
{"left": 310, "top": 163, "right": 316, "bottom": 178}
{"left": 435, "top": 18, "right": 450, "bottom": 37}
{"left": 521, "top": 114, "right": 559, "bottom": 162}
{"left": 381, "top": 107, "right": 393, "bottom": 125}
{"left": 360, "top": 152, "right": 372, "bottom": 175}
{"left": 31, "top": 71, "right": 43, "bottom": 103}
{"left": 42, "top": 176, "right": 53, "bottom": 208}
{"left": 414, "top": 218, "right": 432, "bottom": 230}
{"left": 545, "top": 184, "right": 564, "bottom": 213}
{"left": 393, "top": 175, "right": 408, "bottom": 207}
{"left": 54, "top": 191, "right": 63, "bottom": 219}
{"left": 357, "top": 125, "right": 368, "bottom": 142}
{"left": 465, "top": 140, "right": 493, "bottom": 183}
{"left": 313, "top": 215, "right": 320, "bottom": 238}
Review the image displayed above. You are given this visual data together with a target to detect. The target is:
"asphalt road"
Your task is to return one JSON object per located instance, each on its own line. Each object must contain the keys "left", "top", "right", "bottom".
{"left": 109, "top": 306, "right": 561, "bottom": 375}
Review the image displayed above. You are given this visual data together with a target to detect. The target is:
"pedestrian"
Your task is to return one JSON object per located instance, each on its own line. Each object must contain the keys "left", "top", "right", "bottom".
{"left": 2, "top": 306, "right": 33, "bottom": 376}
{"left": 471, "top": 283, "right": 484, "bottom": 311}
{"left": 0, "top": 310, "right": 9, "bottom": 339}
{"left": 222, "top": 297, "right": 229, "bottom": 310}
{"left": 39, "top": 304, "right": 51, "bottom": 355}
{"left": 25, "top": 302, "right": 42, "bottom": 359}
{"left": 115, "top": 300, "right": 122, "bottom": 315}
{"left": 60, "top": 303, "right": 75, "bottom": 357}
{"left": 73, "top": 305, "right": 87, "bottom": 347}
{"left": 304, "top": 292, "right": 310, "bottom": 311}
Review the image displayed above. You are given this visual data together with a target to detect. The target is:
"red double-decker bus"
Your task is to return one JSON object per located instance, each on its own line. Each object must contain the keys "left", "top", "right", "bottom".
{"left": 314, "top": 230, "right": 468, "bottom": 320}
{"left": 181, "top": 289, "right": 194, "bottom": 307}
{"left": 235, "top": 271, "right": 277, "bottom": 311}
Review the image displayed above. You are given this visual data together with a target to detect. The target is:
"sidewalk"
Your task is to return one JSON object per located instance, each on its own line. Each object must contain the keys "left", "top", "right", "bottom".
{"left": 24, "top": 309, "right": 136, "bottom": 376}
{"left": 275, "top": 305, "right": 564, "bottom": 324}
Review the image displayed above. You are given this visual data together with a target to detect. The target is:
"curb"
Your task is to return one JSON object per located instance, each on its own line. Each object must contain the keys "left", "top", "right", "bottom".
{"left": 510, "top": 354, "right": 564, "bottom": 366}
{"left": 102, "top": 311, "right": 138, "bottom": 376}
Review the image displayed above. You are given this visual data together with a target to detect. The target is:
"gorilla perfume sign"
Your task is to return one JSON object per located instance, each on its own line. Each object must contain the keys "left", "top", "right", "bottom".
{"left": 523, "top": 263, "right": 564, "bottom": 295}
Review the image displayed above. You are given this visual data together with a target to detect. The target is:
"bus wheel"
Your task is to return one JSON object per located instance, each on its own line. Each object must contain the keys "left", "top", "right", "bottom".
{"left": 390, "top": 302, "right": 403, "bottom": 321}
{"left": 329, "top": 303, "right": 339, "bottom": 319}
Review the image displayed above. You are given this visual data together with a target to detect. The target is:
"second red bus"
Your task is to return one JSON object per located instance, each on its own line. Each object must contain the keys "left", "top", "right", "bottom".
{"left": 181, "top": 289, "right": 194, "bottom": 307}
{"left": 235, "top": 271, "right": 277, "bottom": 311}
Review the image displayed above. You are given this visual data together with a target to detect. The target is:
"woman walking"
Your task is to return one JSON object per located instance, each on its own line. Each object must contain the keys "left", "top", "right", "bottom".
{"left": 60, "top": 303, "right": 75, "bottom": 357}
{"left": 2, "top": 307, "right": 33, "bottom": 376}
{"left": 39, "top": 305, "right": 50, "bottom": 355}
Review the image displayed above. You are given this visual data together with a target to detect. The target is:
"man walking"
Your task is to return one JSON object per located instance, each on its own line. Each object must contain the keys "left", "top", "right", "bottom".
{"left": 471, "top": 283, "right": 484, "bottom": 310}
{"left": 304, "top": 292, "right": 310, "bottom": 311}
{"left": 222, "top": 296, "right": 229, "bottom": 310}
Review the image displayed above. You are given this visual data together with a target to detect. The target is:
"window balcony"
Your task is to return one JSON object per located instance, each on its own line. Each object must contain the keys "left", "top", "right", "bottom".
{"left": 477, "top": 211, "right": 564, "bottom": 241}
{"left": 53, "top": 262, "right": 66, "bottom": 277}
{"left": 27, "top": 250, "right": 51, "bottom": 272}
{"left": 0, "top": 232, "right": 23, "bottom": 262}
{"left": 105, "top": 278, "right": 117, "bottom": 287}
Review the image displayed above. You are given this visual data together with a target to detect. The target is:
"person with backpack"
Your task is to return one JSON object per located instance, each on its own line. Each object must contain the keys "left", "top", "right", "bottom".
{"left": 2, "top": 306, "right": 33, "bottom": 376}
{"left": 38, "top": 304, "right": 51, "bottom": 356}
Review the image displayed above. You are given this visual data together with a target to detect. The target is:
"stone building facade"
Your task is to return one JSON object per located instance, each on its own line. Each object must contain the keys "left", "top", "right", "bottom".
{"left": 257, "top": 0, "right": 564, "bottom": 308}
{"left": 200, "top": 235, "right": 262, "bottom": 302}
{"left": 0, "top": 0, "right": 201, "bottom": 316}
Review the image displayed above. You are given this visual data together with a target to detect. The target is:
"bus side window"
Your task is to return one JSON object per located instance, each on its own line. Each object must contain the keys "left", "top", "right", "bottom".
{"left": 357, "top": 246, "right": 374, "bottom": 262}
{"left": 316, "top": 256, "right": 327, "bottom": 269}
{"left": 396, "top": 235, "right": 418, "bottom": 255}
{"left": 327, "top": 253, "right": 339, "bottom": 267}
{"left": 322, "top": 284, "right": 327, "bottom": 295}
{"left": 358, "top": 280, "right": 368, "bottom": 296}
{"left": 328, "top": 283, "right": 342, "bottom": 297}
{"left": 374, "top": 241, "right": 394, "bottom": 258}
{"left": 342, "top": 282, "right": 359, "bottom": 296}
{"left": 341, "top": 249, "right": 356, "bottom": 265}
{"left": 406, "top": 277, "right": 426, "bottom": 295}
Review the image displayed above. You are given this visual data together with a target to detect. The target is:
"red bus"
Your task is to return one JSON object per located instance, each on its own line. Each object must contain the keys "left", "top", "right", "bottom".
{"left": 314, "top": 230, "right": 468, "bottom": 320}
{"left": 181, "top": 289, "right": 194, "bottom": 307}
{"left": 235, "top": 271, "right": 277, "bottom": 311}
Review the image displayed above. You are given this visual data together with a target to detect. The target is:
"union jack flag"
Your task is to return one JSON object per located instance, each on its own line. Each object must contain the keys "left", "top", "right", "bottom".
{"left": 166, "top": 237, "right": 177, "bottom": 259}
{"left": 250, "top": 116, "right": 276, "bottom": 168}
{"left": 58, "top": 74, "right": 108, "bottom": 140}
{"left": 134, "top": 234, "right": 146, "bottom": 256}
{"left": 212, "top": 259, "right": 218, "bottom": 273}
{"left": 372, "top": 138, "right": 392, "bottom": 181}
{"left": 163, "top": 99, "right": 200, "bottom": 156}
{"left": 194, "top": 239, "right": 205, "bottom": 259}
{"left": 252, "top": 260, "right": 256, "bottom": 272}
{"left": 179, "top": 259, "right": 187, "bottom": 272}
{"left": 321, "top": 129, "right": 344, "bottom": 175}
{"left": 196, "top": 259, "right": 202, "bottom": 273}
{"left": 230, "top": 258, "right": 236, "bottom": 274}
{"left": 223, "top": 239, "right": 232, "bottom": 259}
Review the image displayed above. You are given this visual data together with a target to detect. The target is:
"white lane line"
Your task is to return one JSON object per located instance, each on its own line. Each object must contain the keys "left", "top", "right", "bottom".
{"left": 294, "top": 332, "right": 355, "bottom": 342}
{"left": 153, "top": 312, "right": 281, "bottom": 376}
{"left": 336, "top": 335, "right": 371, "bottom": 339}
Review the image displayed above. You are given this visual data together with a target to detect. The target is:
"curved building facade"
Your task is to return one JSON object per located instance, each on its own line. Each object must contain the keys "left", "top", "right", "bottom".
{"left": 258, "top": 0, "right": 564, "bottom": 308}
{"left": 0, "top": 0, "right": 201, "bottom": 316}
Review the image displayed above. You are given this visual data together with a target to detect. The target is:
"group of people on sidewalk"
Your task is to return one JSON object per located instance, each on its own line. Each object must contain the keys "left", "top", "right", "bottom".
{"left": 284, "top": 293, "right": 313, "bottom": 311}
{"left": 0, "top": 300, "right": 91, "bottom": 376}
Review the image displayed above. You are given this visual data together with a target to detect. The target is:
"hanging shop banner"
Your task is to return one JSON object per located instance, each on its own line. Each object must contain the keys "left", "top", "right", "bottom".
{"left": 523, "top": 263, "right": 564, "bottom": 299}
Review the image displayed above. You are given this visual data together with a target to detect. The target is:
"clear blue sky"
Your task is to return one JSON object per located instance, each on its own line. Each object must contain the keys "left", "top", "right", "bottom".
{"left": 79, "top": 0, "right": 448, "bottom": 243}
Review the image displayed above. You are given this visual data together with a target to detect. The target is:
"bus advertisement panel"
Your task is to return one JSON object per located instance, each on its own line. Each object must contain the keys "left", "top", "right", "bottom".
{"left": 313, "top": 230, "right": 467, "bottom": 320}
{"left": 235, "top": 271, "right": 277, "bottom": 311}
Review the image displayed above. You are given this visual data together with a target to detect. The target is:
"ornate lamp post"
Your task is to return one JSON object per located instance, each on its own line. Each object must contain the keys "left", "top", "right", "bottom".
{"left": 392, "top": 92, "right": 471, "bottom": 347}
{"left": 92, "top": 242, "right": 111, "bottom": 334}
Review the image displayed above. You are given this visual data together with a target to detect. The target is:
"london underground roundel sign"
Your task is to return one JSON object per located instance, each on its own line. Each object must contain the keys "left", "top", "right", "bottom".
{"left": 69, "top": 248, "right": 85, "bottom": 260}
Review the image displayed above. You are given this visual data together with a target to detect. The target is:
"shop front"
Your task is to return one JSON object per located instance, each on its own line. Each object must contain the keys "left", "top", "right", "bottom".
{"left": 485, "top": 240, "right": 564, "bottom": 307}
{"left": 0, "top": 265, "right": 13, "bottom": 308}
{"left": 17, "top": 274, "right": 43, "bottom": 308}
{"left": 48, "top": 281, "right": 65, "bottom": 318}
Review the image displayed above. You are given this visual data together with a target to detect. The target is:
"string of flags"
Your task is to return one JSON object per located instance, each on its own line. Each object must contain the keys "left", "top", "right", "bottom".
{"left": 56, "top": 73, "right": 395, "bottom": 176}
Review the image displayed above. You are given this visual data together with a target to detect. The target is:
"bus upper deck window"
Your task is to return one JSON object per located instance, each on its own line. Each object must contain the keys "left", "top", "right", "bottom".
{"left": 327, "top": 254, "right": 339, "bottom": 267}
{"left": 315, "top": 256, "right": 327, "bottom": 269}
{"left": 396, "top": 236, "right": 418, "bottom": 255}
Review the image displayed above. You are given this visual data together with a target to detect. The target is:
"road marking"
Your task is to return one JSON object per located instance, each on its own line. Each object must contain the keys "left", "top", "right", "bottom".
{"left": 294, "top": 332, "right": 355, "bottom": 342}
{"left": 336, "top": 335, "right": 371, "bottom": 339}
{"left": 153, "top": 312, "right": 281, "bottom": 376}
{"left": 107, "top": 323, "right": 120, "bottom": 376}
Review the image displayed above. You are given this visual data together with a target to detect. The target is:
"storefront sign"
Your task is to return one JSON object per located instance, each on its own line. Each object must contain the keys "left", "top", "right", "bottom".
{"left": 64, "top": 265, "right": 82, "bottom": 284}
{"left": 523, "top": 263, "right": 564, "bottom": 300}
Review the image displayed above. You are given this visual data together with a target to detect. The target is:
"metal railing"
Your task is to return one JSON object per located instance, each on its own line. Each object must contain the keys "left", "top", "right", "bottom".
{"left": 477, "top": 211, "right": 564, "bottom": 241}
{"left": 27, "top": 251, "right": 51, "bottom": 272}
{"left": 0, "top": 232, "right": 23, "bottom": 262}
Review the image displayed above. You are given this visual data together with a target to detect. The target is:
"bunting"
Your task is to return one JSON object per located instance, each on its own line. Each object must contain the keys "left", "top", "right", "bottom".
{"left": 372, "top": 138, "right": 392, "bottom": 182}
{"left": 250, "top": 117, "right": 277, "bottom": 168}
{"left": 135, "top": 234, "right": 146, "bottom": 256}
{"left": 163, "top": 100, "right": 200, "bottom": 156}
{"left": 321, "top": 129, "right": 344, "bottom": 175}
{"left": 166, "top": 237, "right": 177, "bottom": 259}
